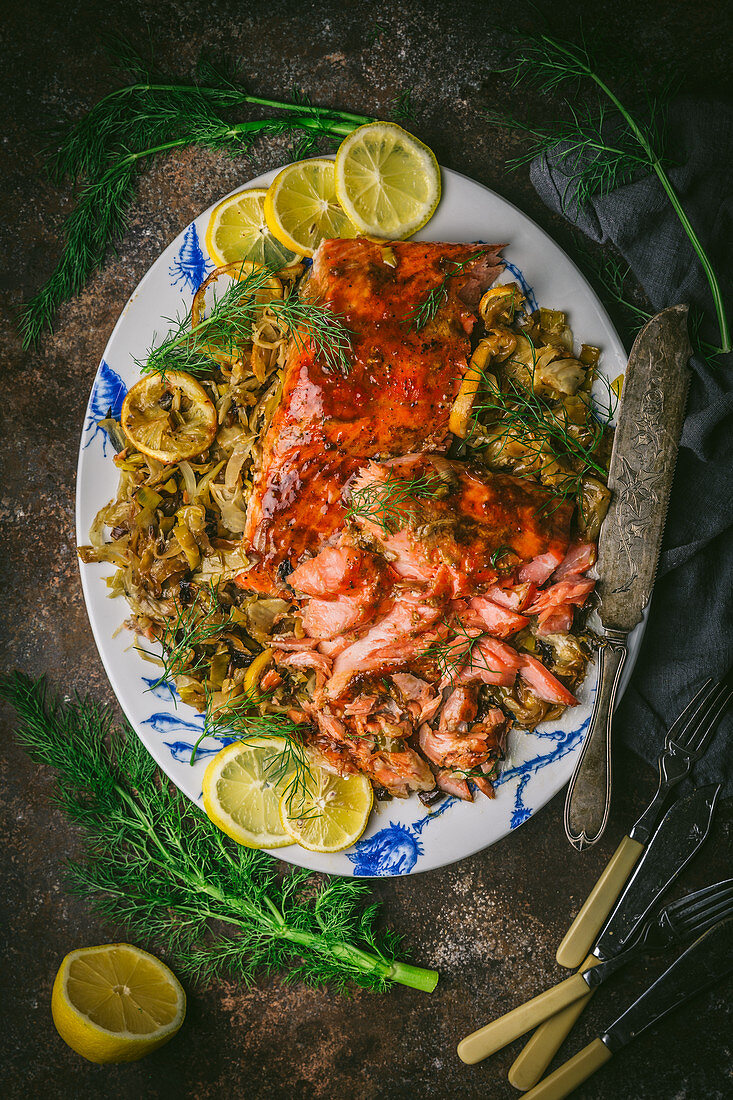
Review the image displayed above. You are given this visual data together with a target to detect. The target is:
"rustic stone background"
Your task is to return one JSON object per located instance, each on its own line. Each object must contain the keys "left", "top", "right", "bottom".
{"left": 1, "top": 1, "right": 731, "bottom": 1097}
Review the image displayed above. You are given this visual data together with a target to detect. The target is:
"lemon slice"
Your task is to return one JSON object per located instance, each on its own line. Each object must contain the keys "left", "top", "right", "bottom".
{"left": 202, "top": 738, "right": 295, "bottom": 849}
{"left": 334, "top": 122, "right": 441, "bottom": 238}
{"left": 51, "top": 943, "right": 185, "bottom": 1063}
{"left": 121, "top": 370, "right": 217, "bottom": 463}
{"left": 279, "top": 769, "right": 373, "bottom": 853}
{"left": 206, "top": 188, "right": 300, "bottom": 269}
{"left": 264, "top": 158, "right": 358, "bottom": 257}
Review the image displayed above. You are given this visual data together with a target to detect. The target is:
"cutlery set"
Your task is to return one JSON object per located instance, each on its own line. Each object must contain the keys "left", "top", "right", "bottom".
{"left": 458, "top": 669, "right": 733, "bottom": 1097}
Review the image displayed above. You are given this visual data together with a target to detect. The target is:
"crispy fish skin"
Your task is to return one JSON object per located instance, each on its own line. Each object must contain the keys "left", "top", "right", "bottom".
{"left": 237, "top": 238, "right": 504, "bottom": 593}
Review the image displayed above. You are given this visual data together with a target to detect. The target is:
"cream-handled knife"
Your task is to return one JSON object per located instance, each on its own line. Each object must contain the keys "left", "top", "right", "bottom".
{"left": 456, "top": 785, "right": 719, "bottom": 1066}
{"left": 522, "top": 917, "right": 733, "bottom": 1099}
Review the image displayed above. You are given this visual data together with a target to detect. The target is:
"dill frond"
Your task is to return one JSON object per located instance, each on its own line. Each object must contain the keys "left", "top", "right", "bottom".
{"left": 489, "top": 30, "right": 730, "bottom": 354}
{"left": 406, "top": 251, "right": 485, "bottom": 331}
{"left": 345, "top": 472, "right": 444, "bottom": 533}
{"left": 23, "top": 50, "right": 375, "bottom": 346}
{"left": 0, "top": 672, "right": 438, "bottom": 994}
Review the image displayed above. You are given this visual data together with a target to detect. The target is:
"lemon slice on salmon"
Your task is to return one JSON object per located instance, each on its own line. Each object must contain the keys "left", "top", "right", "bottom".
{"left": 264, "top": 158, "right": 358, "bottom": 257}
{"left": 51, "top": 944, "right": 186, "bottom": 1063}
{"left": 121, "top": 371, "right": 217, "bottom": 463}
{"left": 206, "top": 188, "right": 300, "bottom": 269}
{"left": 334, "top": 122, "right": 441, "bottom": 238}
{"left": 278, "top": 769, "right": 373, "bottom": 853}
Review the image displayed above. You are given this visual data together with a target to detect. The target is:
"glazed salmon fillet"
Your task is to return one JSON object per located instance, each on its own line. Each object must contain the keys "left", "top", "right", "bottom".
{"left": 237, "top": 238, "right": 504, "bottom": 594}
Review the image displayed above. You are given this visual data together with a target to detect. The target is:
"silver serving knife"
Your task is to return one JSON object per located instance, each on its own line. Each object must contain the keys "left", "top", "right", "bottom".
{"left": 457, "top": 785, "right": 719, "bottom": 1065}
{"left": 565, "top": 305, "right": 692, "bottom": 849}
{"left": 522, "top": 917, "right": 733, "bottom": 1099}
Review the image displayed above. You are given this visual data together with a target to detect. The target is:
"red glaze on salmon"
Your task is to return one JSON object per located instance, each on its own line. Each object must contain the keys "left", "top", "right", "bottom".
{"left": 348, "top": 455, "right": 573, "bottom": 597}
{"left": 236, "top": 239, "right": 503, "bottom": 594}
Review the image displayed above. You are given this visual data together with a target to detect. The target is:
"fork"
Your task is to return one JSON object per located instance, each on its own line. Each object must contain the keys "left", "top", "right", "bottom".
{"left": 457, "top": 879, "right": 733, "bottom": 1065}
{"left": 557, "top": 669, "right": 733, "bottom": 969}
{"left": 508, "top": 671, "right": 732, "bottom": 1091}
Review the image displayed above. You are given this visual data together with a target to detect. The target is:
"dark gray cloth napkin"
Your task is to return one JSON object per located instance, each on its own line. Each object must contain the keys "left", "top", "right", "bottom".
{"left": 530, "top": 97, "right": 733, "bottom": 794}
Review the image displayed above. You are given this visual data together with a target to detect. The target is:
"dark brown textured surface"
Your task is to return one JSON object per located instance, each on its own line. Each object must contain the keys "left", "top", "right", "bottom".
{"left": 1, "top": 1, "right": 731, "bottom": 1097}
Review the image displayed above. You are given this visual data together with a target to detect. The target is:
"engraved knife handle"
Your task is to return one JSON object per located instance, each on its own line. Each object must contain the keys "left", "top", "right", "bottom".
{"left": 564, "top": 631, "right": 627, "bottom": 850}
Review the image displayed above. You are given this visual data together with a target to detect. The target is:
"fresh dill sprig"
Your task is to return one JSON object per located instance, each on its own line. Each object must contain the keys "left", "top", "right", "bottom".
{"left": 140, "top": 583, "right": 230, "bottom": 685}
{"left": 22, "top": 48, "right": 375, "bottom": 346}
{"left": 142, "top": 263, "right": 353, "bottom": 377}
{"left": 423, "top": 621, "right": 499, "bottom": 692}
{"left": 0, "top": 673, "right": 438, "bottom": 993}
{"left": 200, "top": 700, "right": 315, "bottom": 816}
{"left": 390, "top": 89, "right": 414, "bottom": 121}
{"left": 346, "top": 472, "right": 444, "bottom": 533}
{"left": 580, "top": 249, "right": 724, "bottom": 370}
{"left": 406, "top": 252, "right": 485, "bottom": 331}
{"left": 490, "top": 31, "right": 730, "bottom": 354}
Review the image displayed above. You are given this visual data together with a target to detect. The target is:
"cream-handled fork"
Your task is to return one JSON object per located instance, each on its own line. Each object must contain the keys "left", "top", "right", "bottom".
{"left": 457, "top": 878, "right": 733, "bottom": 1065}
{"left": 509, "top": 670, "right": 732, "bottom": 1090}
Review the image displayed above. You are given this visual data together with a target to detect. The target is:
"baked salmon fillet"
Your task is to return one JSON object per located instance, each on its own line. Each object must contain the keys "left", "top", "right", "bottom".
{"left": 236, "top": 238, "right": 504, "bottom": 594}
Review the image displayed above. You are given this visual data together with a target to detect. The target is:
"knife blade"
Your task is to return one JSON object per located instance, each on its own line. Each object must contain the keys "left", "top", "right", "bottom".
{"left": 592, "top": 784, "right": 720, "bottom": 960}
{"left": 565, "top": 305, "right": 692, "bottom": 849}
{"left": 601, "top": 916, "right": 733, "bottom": 1052}
{"left": 522, "top": 918, "right": 733, "bottom": 1099}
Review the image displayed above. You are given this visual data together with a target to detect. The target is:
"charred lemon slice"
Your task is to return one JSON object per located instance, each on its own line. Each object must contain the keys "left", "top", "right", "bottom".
{"left": 121, "top": 371, "right": 217, "bottom": 463}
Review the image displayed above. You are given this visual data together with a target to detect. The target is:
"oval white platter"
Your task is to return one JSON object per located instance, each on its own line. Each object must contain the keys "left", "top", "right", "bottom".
{"left": 76, "top": 159, "right": 643, "bottom": 877}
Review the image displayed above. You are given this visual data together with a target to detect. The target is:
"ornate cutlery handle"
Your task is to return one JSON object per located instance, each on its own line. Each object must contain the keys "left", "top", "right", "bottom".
{"left": 564, "top": 631, "right": 627, "bottom": 850}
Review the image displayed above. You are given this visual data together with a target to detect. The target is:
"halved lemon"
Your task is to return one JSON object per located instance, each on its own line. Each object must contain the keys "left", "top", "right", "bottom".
{"left": 51, "top": 943, "right": 185, "bottom": 1063}
{"left": 264, "top": 158, "right": 358, "bottom": 257}
{"left": 121, "top": 371, "right": 217, "bottom": 463}
{"left": 205, "top": 188, "right": 300, "bottom": 269}
{"left": 334, "top": 122, "right": 441, "bottom": 239}
{"left": 278, "top": 769, "right": 373, "bottom": 853}
{"left": 202, "top": 738, "right": 295, "bottom": 848}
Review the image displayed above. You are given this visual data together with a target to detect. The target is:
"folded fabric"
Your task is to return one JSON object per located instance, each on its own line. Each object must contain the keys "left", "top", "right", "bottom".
{"left": 530, "top": 97, "right": 732, "bottom": 793}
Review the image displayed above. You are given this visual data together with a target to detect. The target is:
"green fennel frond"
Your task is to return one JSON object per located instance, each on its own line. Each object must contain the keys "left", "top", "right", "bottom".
{"left": 202, "top": 701, "right": 315, "bottom": 815}
{"left": 423, "top": 620, "right": 501, "bottom": 693}
{"left": 22, "top": 48, "right": 375, "bottom": 347}
{"left": 490, "top": 30, "right": 730, "bottom": 354}
{"left": 0, "top": 672, "right": 438, "bottom": 994}
{"left": 141, "top": 262, "right": 353, "bottom": 378}
{"left": 405, "top": 251, "right": 485, "bottom": 331}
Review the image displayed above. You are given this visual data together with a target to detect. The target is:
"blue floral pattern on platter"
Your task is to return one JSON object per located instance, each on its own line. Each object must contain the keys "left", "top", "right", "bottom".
{"left": 169, "top": 223, "right": 212, "bottom": 292}
{"left": 83, "top": 360, "right": 127, "bottom": 455}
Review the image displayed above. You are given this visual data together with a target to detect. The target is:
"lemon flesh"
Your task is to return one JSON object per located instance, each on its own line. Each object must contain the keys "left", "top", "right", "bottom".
{"left": 121, "top": 370, "right": 217, "bottom": 464}
{"left": 206, "top": 187, "right": 300, "bottom": 269}
{"left": 334, "top": 122, "right": 441, "bottom": 238}
{"left": 264, "top": 158, "right": 358, "bottom": 257}
{"left": 202, "top": 738, "right": 295, "bottom": 849}
{"left": 279, "top": 769, "right": 373, "bottom": 853}
{"left": 51, "top": 943, "right": 185, "bottom": 1064}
